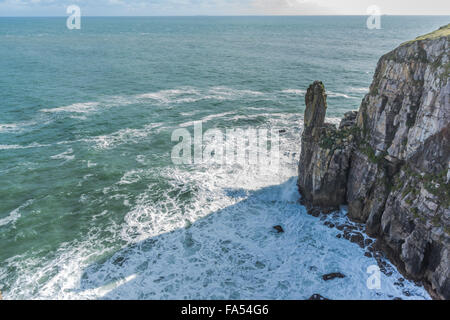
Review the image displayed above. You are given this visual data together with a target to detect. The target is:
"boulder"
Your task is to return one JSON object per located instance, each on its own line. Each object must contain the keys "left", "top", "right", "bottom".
{"left": 273, "top": 225, "right": 284, "bottom": 233}
{"left": 308, "top": 294, "right": 330, "bottom": 300}
{"left": 322, "top": 272, "right": 346, "bottom": 281}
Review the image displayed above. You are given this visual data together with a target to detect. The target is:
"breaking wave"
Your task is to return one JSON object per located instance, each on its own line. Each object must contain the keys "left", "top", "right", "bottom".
{"left": 0, "top": 200, "right": 33, "bottom": 228}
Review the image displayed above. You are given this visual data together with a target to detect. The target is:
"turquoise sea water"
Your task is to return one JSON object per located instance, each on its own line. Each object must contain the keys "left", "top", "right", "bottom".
{"left": 1, "top": 16, "right": 449, "bottom": 299}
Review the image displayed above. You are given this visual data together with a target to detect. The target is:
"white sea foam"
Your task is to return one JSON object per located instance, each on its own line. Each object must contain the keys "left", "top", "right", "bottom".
{"left": 50, "top": 148, "right": 75, "bottom": 161}
{"left": 348, "top": 87, "right": 370, "bottom": 93}
{"left": 37, "top": 86, "right": 267, "bottom": 120}
{"left": 135, "top": 155, "right": 146, "bottom": 165}
{"left": 41, "top": 102, "right": 100, "bottom": 113}
{"left": 0, "top": 200, "right": 33, "bottom": 228}
{"left": 118, "top": 169, "right": 145, "bottom": 185}
{"left": 281, "top": 89, "right": 306, "bottom": 95}
{"left": 137, "top": 88, "right": 201, "bottom": 104}
{"left": 327, "top": 91, "right": 357, "bottom": 99}
{"left": 0, "top": 142, "right": 50, "bottom": 150}
{"left": 207, "top": 86, "right": 264, "bottom": 99}
{"left": 87, "top": 161, "right": 97, "bottom": 168}
{"left": 69, "top": 115, "right": 88, "bottom": 120}
{"left": 179, "top": 110, "right": 200, "bottom": 117}
{"left": 0, "top": 118, "right": 53, "bottom": 134}
{"left": 0, "top": 123, "right": 20, "bottom": 133}
{"left": 138, "top": 86, "right": 265, "bottom": 104}
{"left": 325, "top": 117, "right": 343, "bottom": 126}
{"left": 281, "top": 89, "right": 360, "bottom": 100}
{"left": 0, "top": 144, "right": 23, "bottom": 150}
{"left": 89, "top": 123, "right": 163, "bottom": 150}
{"left": 179, "top": 111, "right": 238, "bottom": 127}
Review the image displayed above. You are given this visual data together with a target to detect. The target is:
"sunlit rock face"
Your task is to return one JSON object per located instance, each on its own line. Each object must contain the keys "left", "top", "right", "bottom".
{"left": 298, "top": 24, "right": 449, "bottom": 300}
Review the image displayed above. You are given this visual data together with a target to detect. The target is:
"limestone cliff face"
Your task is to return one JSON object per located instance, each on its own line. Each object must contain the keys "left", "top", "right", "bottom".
{"left": 298, "top": 24, "right": 450, "bottom": 299}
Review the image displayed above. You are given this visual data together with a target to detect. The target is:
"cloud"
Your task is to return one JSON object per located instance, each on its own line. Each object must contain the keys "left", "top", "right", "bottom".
{"left": 250, "top": 0, "right": 334, "bottom": 15}
{"left": 0, "top": 0, "right": 332, "bottom": 15}
{"left": 0, "top": 0, "right": 449, "bottom": 16}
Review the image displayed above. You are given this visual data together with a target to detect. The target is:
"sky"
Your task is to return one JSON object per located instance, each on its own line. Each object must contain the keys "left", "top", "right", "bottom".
{"left": 0, "top": 0, "right": 449, "bottom": 16}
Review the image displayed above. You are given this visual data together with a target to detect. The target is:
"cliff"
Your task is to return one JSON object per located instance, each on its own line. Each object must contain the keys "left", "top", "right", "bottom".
{"left": 298, "top": 24, "right": 450, "bottom": 299}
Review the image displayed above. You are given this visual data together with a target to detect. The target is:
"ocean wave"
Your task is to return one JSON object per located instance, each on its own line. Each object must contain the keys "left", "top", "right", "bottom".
{"left": 50, "top": 148, "right": 75, "bottom": 161}
{"left": 281, "top": 89, "right": 360, "bottom": 100}
{"left": 90, "top": 123, "right": 163, "bottom": 150}
{"left": 178, "top": 111, "right": 238, "bottom": 127}
{"left": 179, "top": 110, "right": 200, "bottom": 117}
{"left": 0, "top": 142, "right": 51, "bottom": 150}
{"left": 207, "top": 86, "right": 264, "bottom": 99}
{"left": 280, "top": 89, "right": 306, "bottom": 95}
{"left": 0, "top": 121, "right": 38, "bottom": 134}
{"left": 348, "top": 87, "right": 370, "bottom": 93}
{"left": 40, "top": 102, "right": 100, "bottom": 113}
{"left": 0, "top": 123, "right": 20, "bottom": 133}
{"left": 327, "top": 91, "right": 357, "bottom": 99}
{"left": 138, "top": 86, "right": 265, "bottom": 105}
{"left": 137, "top": 88, "right": 201, "bottom": 104}
{"left": 118, "top": 169, "right": 145, "bottom": 185}
{"left": 1, "top": 124, "right": 163, "bottom": 152}
{"left": 38, "top": 87, "right": 267, "bottom": 118}
{"left": 0, "top": 199, "right": 33, "bottom": 228}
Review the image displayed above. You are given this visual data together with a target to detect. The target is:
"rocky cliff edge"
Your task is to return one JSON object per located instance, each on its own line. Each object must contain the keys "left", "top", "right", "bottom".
{"left": 298, "top": 24, "right": 450, "bottom": 299}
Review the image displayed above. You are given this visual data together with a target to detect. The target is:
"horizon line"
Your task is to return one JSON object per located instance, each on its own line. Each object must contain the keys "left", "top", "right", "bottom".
{"left": 1, "top": 14, "right": 449, "bottom": 18}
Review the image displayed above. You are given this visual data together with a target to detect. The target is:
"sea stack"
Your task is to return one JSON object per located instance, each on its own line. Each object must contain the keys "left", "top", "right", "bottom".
{"left": 298, "top": 81, "right": 356, "bottom": 212}
{"left": 297, "top": 24, "right": 450, "bottom": 299}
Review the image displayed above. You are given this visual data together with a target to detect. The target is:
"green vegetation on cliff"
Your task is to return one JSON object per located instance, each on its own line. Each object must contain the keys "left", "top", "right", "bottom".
{"left": 401, "top": 23, "right": 450, "bottom": 46}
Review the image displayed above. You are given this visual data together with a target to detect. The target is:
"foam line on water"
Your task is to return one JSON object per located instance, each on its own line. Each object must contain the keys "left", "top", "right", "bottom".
{"left": 39, "top": 87, "right": 268, "bottom": 117}
{"left": 0, "top": 142, "right": 52, "bottom": 150}
{"left": 280, "top": 89, "right": 306, "bottom": 95}
{"left": 327, "top": 91, "right": 357, "bottom": 99}
{"left": 0, "top": 200, "right": 34, "bottom": 228}
{"left": 41, "top": 102, "right": 100, "bottom": 114}
{"left": 348, "top": 87, "right": 370, "bottom": 93}
{"left": 50, "top": 148, "right": 75, "bottom": 161}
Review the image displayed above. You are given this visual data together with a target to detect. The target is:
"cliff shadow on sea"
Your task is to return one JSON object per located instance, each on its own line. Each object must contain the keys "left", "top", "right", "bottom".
{"left": 70, "top": 178, "right": 429, "bottom": 300}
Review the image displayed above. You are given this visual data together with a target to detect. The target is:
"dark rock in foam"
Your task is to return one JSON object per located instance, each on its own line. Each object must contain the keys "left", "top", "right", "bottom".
{"left": 322, "top": 272, "right": 346, "bottom": 281}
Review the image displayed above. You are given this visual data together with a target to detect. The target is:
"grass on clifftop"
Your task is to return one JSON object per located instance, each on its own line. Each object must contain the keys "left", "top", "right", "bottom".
{"left": 402, "top": 23, "right": 450, "bottom": 45}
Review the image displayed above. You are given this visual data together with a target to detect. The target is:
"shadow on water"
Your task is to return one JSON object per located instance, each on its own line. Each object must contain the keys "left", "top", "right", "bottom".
{"left": 71, "top": 177, "right": 429, "bottom": 300}
{"left": 73, "top": 177, "right": 316, "bottom": 299}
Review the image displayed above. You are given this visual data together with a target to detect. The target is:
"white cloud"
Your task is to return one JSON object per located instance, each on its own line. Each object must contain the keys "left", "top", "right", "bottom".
{"left": 0, "top": 0, "right": 449, "bottom": 16}
{"left": 250, "top": 0, "right": 334, "bottom": 15}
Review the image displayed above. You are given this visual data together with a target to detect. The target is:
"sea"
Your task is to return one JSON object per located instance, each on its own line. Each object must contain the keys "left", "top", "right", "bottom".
{"left": 1, "top": 15, "right": 449, "bottom": 300}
